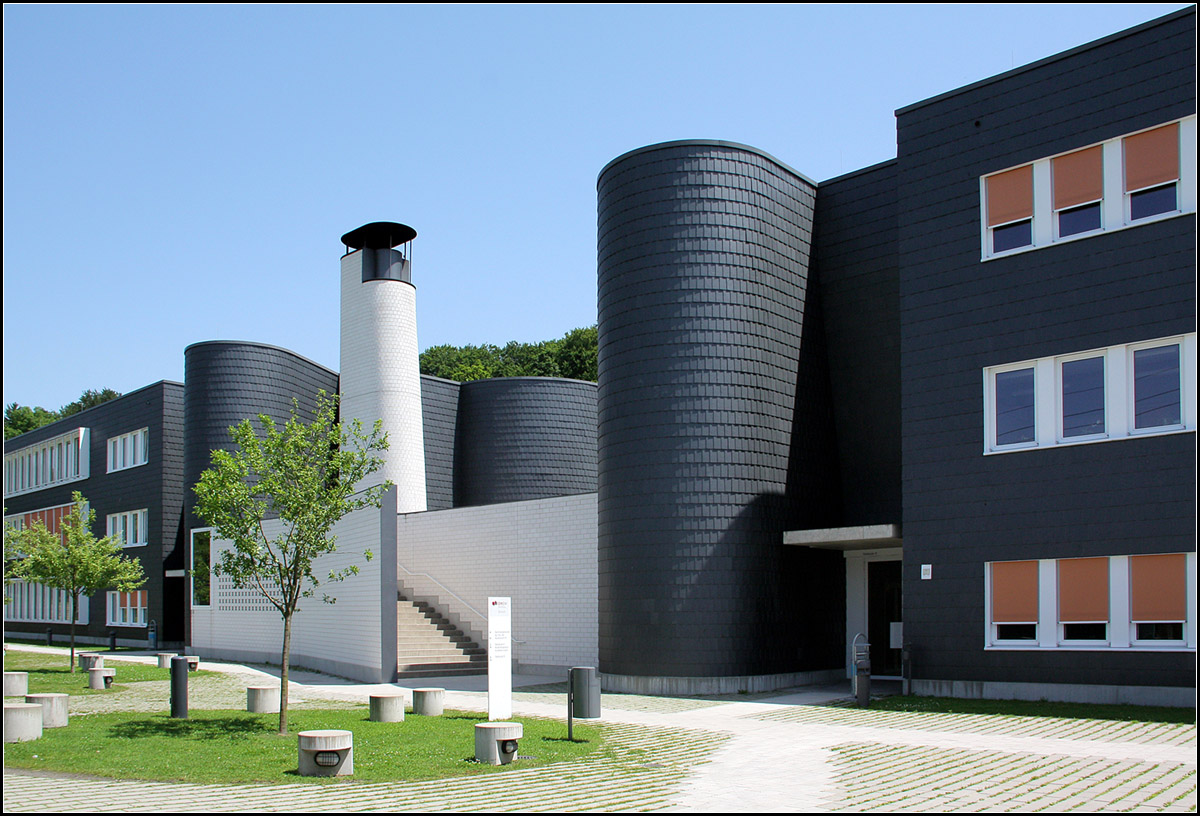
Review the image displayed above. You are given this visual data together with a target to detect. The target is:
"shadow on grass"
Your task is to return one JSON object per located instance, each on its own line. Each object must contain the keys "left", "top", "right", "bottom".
{"left": 108, "top": 714, "right": 267, "bottom": 740}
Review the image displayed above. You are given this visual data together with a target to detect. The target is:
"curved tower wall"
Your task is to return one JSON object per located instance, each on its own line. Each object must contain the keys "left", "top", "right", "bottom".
{"left": 340, "top": 247, "right": 427, "bottom": 512}
{"left": 596, "top": 141, "right": 822, "bottom": 681}
{"left": 455, "top": 377, "right": 598, "bottom": 507}
{"left": 183, "top": 341, "right": 340, "bottom": 534}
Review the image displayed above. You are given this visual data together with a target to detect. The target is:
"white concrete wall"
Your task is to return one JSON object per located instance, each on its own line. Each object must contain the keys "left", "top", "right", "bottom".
{"left": 340, "top": 250, "right": 426, "bottom": 511}
{"left": 396, "top": 492, "right": 598, "bottom": 673}
{"left": 190, "top": 504, "right": 387, "bottom": 681}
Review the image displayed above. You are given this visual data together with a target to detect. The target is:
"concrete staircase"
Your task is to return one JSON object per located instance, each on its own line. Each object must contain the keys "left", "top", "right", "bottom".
{"left": 396, "top": 595, "right": 487, "bottom": 678}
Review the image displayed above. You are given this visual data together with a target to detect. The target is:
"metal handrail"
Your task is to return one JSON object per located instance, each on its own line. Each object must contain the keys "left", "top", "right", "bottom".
{"left": 396, "top": 561, "right": 488, "bottom": 631}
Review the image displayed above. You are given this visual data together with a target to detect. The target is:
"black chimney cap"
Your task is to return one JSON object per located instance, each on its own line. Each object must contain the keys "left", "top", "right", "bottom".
{"left": 341, "top": 222, "right": 417, "bottom": 250}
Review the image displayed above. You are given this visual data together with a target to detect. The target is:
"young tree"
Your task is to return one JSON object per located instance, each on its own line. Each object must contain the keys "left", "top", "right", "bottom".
{"left": 192, "top": 391, "right": 390, "bottom": 734}
{"left": 6, "top": 492, "right": 147, "bottom": 671}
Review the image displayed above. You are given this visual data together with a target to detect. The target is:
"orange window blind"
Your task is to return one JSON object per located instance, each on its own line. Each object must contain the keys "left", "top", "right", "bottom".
{"left": 1130, "top": 553, "right": 1187, "bottom": 622}
{"left": 987, "top": 165, "right": 1034, "bottom": 226}
{"left": 1053, "top": 146, "right": 1103, "bottom": 209}
{"left": 1057, "top": 557, "right": 1109, "bottom": 622}
{"left": 1124, "top": 123, "right": 1179, "bottom": 192}
{"left": 992, "top": 560, "right": 1039, "bottom": 622}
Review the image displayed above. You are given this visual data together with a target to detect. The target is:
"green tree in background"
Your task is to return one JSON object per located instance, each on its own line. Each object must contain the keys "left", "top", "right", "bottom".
{"left": 5, "top": 388, "right": 122, "bottom": 440}
{"left": 60, "top": 388, "right": 122, "bottom": 418}
{"left": 192, "top": 391, "right": 390, "bottom": 735}
{"left": 419, "top": 325, "right": 597, "bottom": 382}
{"left": 6, "top": 492, "right": 147, "bottom": 671}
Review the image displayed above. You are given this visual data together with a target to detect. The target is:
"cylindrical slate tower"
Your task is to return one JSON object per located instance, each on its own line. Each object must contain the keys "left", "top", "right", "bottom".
{"left": 339, "top": 222, "right": 426, "bottom": 512}
{"left": 596, "top": 141, "right": 821, "bottom": 690}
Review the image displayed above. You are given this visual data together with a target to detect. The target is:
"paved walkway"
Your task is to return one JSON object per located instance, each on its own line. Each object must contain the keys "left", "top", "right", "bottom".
{"left": 4, "top": 646, "right": 1196, "bottom": 812}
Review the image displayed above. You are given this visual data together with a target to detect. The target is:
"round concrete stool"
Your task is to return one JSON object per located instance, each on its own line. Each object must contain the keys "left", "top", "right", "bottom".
{"left": 3, "top": 671, "right": 29, "bottom": 697}
{"left": 297, "top": 729, "right": 353, "bottom": 777}
{"left": 4, "top": 702, "right": 43, "bottom": 742}
{"left": 78, "top": 653, "right": 104, "bottom": 671}
{"left": 369, "top": 693, "right": 406, "bottom": 722}
{"left": 247, "top": 686, "right": 281, "bottom": 713}
{"left": 25, "top": 693, "right": 69, "bottom": 728}
{"left": 88, "top": 667, "right": 116, "bottom": 690}
{"left": 184, "top": 655, "right": 200, "bottom": 671}
{"left": 156, "top": 653, "right": 178, "bottom": 669}
{"left": 475, "top": 721, "right": 523, "bottom": 765}
{"left": 412, "top": 687, "right": 445, "bottom": 716}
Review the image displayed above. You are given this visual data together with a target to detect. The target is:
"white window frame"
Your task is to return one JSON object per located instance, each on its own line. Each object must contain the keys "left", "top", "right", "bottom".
{"left": 106, "top": 428, "right": 149, "bottom": 473}
{"left": 107, "top": 509, "right": 149, "bottom": 548}
{"left": 981, "top": 115, "right": 1197, "bottom": 261}
{"left": 3, "top": 428, "right": 90, "bottom": 497}
{"left": 986, "top": 553, "right": 1196, "bottom": 651}
{"left": 4, "top": 580, "right": 89, "bottom": 625}
{"left": 106, "top": 590, "right": 148, "bottom": 627}
{"left": 984, "top": 333, "right": 1196, "bottom": 454}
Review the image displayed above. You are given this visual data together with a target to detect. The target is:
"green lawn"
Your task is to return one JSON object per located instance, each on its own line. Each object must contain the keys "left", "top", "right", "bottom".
{"left": 3, "top": 648, "right": 216, "bottom": 695}
{"left": 3, "top": 708, "right": 602, "bottom": 783}
{"left": 863, "top": 694, "right": 1196, "bottom": 724}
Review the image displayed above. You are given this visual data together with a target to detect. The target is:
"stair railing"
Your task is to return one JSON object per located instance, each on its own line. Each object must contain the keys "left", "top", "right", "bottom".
{"left": 397, "top": 561, "right": 488, "bottom": 634}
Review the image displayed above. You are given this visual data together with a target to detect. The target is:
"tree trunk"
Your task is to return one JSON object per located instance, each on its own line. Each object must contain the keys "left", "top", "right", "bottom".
{"left": 69, "top": 591, "right": 77, "bottom": 673}
{"left": 279, "top": 614, "right": 292, "bottom": 735}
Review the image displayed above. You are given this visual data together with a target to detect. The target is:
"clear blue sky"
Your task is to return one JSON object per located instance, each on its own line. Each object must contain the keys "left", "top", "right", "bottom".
{"left": 3, "top": 4, "right": 1189, "bottom": 411}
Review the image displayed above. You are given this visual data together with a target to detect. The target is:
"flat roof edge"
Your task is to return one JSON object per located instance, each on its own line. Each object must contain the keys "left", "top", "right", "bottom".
{"left": 783, "top": 523, "right": 902, "bottom": 550}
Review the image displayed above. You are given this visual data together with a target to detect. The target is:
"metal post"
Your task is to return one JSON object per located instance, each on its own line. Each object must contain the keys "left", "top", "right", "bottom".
{"left": 567, "top": 668, "right": 574, "bottom": 741}
{"left": 170, "top": 656, "right": 189, "bottom": 719}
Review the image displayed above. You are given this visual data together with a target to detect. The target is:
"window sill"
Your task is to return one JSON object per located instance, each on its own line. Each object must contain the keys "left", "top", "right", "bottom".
{"left": 981, "top": 208, "right": 1193, "bottom": 262}
{"left": 985, "top": 426, "right": 1193, "bottom": 455}
{"left": 986, "top": 644, "right": 1194, "bottom": 652}
{"left": 106, "top": 462, "right": 149, "bottom": 475}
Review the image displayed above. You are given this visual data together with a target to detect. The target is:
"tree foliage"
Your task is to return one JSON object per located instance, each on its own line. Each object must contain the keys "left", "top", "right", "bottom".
{"left": 5, "top": 388, "right": 122, "bottom": 440}
{"left": 192, "top": 391, "right": 390, "bottom": 734}
{"left": 6, "top": 492, "right": 147, "bottom": 670}
{"left": 419, "top": 325, "right": 598, "bottom": 383}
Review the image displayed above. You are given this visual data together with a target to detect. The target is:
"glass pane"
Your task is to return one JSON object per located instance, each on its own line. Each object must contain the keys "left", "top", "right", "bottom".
{"left": 1130, "top": 183, "right": 1177, "bottom": 220}
{"left": 992, "top": 220, "right": 1032, "bottom": 253}
{"left": 996, "top": 623, "right": 1036, "bottom": 640}
{"left": 995, "top": 368, "right": 1035, "bottom": 445}
{"left": 1134, "top": 345, "right": 1181, "bottom": 428}
{"left": 193, "top": 531, "right": 212, "bottom": 606}
{"left": 1062, "top": 623, "right": 1107, "bottom": 641}
{"left": 1136, "top": 622, "right": 1183, "bottom": 641}
{"left": 1062, "top": 356, "right": 1105, "bottom": 437}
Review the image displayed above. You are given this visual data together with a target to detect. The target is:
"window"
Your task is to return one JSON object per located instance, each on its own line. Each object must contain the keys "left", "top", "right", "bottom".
{"left": 107, "top": 509, "right": 149, "bottom": 548}
{"left": 987, "top": 553, "right": 1196, "bottom": 650}
{"left": 984, "top": 334, "right": 1196, "bottom": 453}
{"left": 107, "top": 590, "right": 148, "bottom": 627}
{"left": 191, "top": 529, "right": 212, "bottom": 607}
{"left": 980, "top": 116, "right": 1196, "bottom": 259}
{"left": 4, "top": 581, "right": 89, "bottom": 625}
{"left": 107, "top": 428, "right": 149, "bottom": 473}
{"left": 3, "top": 428, "right": 89, "bottom": 497}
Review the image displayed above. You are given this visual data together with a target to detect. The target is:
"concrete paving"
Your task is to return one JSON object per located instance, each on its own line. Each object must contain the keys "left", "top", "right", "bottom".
{"left": 3, "top": 645, "right": 1196, "bottom": 812}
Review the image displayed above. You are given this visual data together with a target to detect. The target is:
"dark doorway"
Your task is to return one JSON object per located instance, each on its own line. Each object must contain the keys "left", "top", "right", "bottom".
{"left": 867, "top": 560, "right": 903, "bottom": 676}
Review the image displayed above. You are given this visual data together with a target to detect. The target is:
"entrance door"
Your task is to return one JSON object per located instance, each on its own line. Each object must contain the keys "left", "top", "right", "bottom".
{"left": 867, "top": 560, "right": 902, "bottom": 676}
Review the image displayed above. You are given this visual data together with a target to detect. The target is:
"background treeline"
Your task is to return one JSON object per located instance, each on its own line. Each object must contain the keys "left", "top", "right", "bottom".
{"left": 419, "top": 326, "right": 598, "bottom": 383}
{"left": 4, "top": 388, "right": 122, "bottom": 440}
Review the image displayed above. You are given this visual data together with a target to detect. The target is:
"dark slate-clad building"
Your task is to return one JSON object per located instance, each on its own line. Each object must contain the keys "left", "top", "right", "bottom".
{"left": 4, "top": 382, "right": 186, "bottom": 647}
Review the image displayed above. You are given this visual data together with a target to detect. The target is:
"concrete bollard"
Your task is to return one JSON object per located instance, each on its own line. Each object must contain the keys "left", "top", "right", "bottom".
{"left": 412, "top": 687, "right": 445, "bottom": 716}
{"left": 4, "top": 702, "right": 43, "bottom": 742}
{"left": 369, "top": 693, "right": 406, "bottom": 722}
{"left": 297, "top": 730, "right": 353, "bottom": 777}
{"left": 88, "top": 667, "right": 116, "bottom": 690}
{"left": 247, "top": 686, "right": 281, "bottom": 713}
{"left": 156, "top": 653, "right": 178, "bottom": 669}
{"left": 78, "top": 653, "right": 104, "bottom": 671}
{"left": 25, "top": 693, "right": 69, "bottom": 728}
{"left": 185, "top": 655, "right": 200, "bottom": 671}
{"left": 474, "top": 722, "right": 523, "bottom": 765}
{"left": 4, "top": 671, "right": 29, "bottom": 697}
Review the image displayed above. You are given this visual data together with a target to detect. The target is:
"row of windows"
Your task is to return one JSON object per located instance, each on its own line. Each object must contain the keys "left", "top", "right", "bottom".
{"left": 107, "top": 509, "right": 149, "bottom": 548}
{"left": 4, "top": 581, "right": 89, "bottom": 625}
{"left": 981, "top": 116, "right": 1197, "bottom": 259}
{"left": 986, "top": 553, "right": 1195, "bottom": 650}
{"left": 3, "top": 428, "right": 89, "bottom": 497}
{"left": 108, "top": 590, "right": 148, "bottom": 627}
{"left": 983, "top": 334, "right": 1196, "bottom": 453}
{"left": 107, "top": 428, "right": 150, "bottom": 473}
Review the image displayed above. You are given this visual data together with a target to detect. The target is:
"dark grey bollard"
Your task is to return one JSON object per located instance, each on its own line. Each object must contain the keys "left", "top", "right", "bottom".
{"left": 856, "top": 657, "right": 871, "bottom": 708}
{"left": 568, "top": 666, "right": 601, "bottom": 740}
{"left": 170, "top": 656, "right": 189, "bottom": 718}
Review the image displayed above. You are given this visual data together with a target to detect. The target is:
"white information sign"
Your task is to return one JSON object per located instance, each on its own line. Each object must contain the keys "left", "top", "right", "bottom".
{"left": 487, "top": 596, "right": 512, "bottom": 721}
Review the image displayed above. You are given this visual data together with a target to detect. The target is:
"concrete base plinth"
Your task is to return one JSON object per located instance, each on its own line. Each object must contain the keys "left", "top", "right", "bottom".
{"left": 4, "top": 672, "right": 29, "bottom": 697}
{"left": 247, "top": 686, "right": 281, "bottom": 713}
{"left": 475, "top": 721, "right": 523, "bottom": 765}
{"left": 369, "top": 693, "right": 406, "bottom": 722}
{"left": 4, "top": 703, "right": 43, "bottom": 742}
{"left": 412, "top": 687, "right": 445, "bottom": 716}
{"left": 297, "top": 729, "right": 353, "bottom": 777}
{"left": 24, "top": 693, "right": 69, "bottom": 728}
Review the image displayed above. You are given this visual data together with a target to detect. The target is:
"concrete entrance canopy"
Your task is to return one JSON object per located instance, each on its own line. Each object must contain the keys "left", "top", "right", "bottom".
{"left": 782, "top": 524, "right": 902, "bottom": 551}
